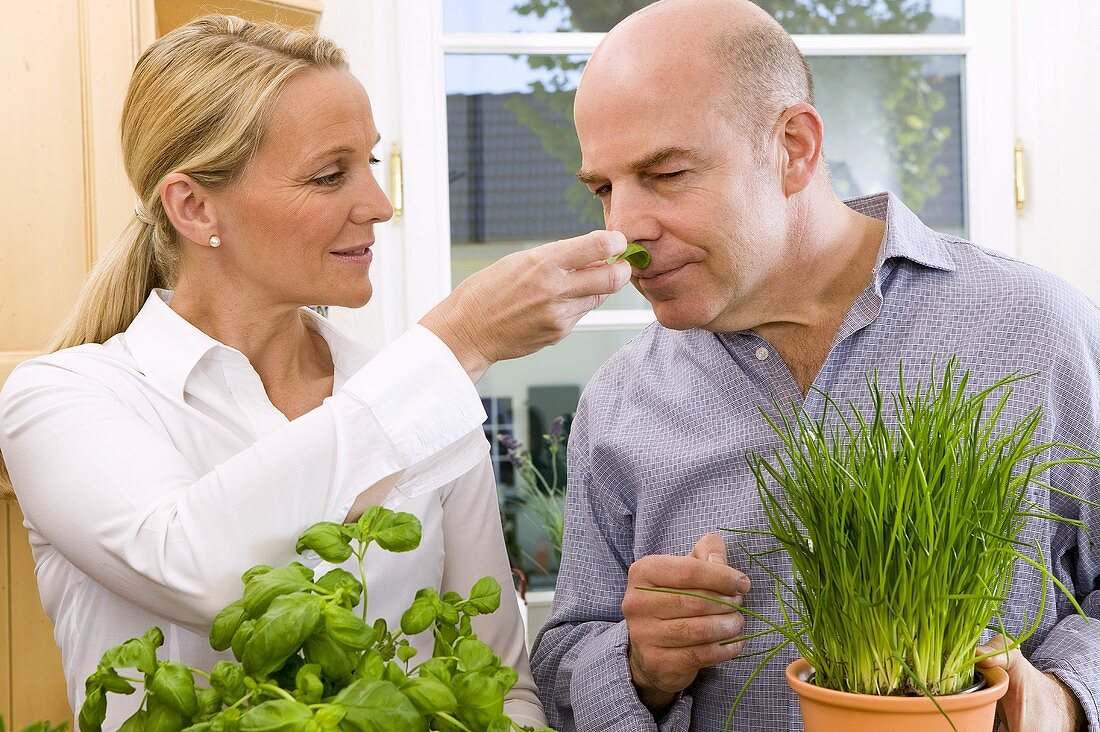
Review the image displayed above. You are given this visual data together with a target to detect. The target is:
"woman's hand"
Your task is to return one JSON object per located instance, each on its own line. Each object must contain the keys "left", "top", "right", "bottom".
{"left": 420, "top": 230, "right": 632, "bottom": 381}
{"left": 976, "top": 634, "right": 1085, "bottom": 732}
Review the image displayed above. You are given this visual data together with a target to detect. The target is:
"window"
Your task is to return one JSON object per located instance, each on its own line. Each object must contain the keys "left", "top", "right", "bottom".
{"left": 369, "top": 0, "right": 1014, "bottom": 588}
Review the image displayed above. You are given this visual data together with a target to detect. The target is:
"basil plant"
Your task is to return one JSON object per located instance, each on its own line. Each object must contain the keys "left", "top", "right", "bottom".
{"left": 79, "top": 506, "right": 555, "bottom": 732}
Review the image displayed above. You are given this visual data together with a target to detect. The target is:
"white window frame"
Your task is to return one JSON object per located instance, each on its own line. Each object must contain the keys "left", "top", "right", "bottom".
{"left": 356, "top": 0, "right": 1016, "bottom": 339}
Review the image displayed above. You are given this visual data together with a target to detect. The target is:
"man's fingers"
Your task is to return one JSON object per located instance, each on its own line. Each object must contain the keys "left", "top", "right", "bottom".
{"left": 630, "top": 613, "right": 745, "bottom": 648}
{"left": 630, "top": 553, "right": 750, "bottom": 597}
{"left": 691, "top": 533, "right": 729, "bottom": 566}
{"left": 976, "top": 634, "right": 1018, "bottom": 669}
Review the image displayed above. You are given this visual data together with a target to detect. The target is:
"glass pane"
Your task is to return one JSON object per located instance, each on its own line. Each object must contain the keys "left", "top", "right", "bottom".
{"left": 810, "top": 55, "right": 966, "bottom": 236}
{"left": 443, "top": 0, "right": 963, "bottom": 34}
{"left": 446, "top": 53, "right": 652, "bottom": 310}
{"left": 446, "top": 51, "right": 967, "bottom": 291}
{"left": 479, "top": 328, "right": 643, "bottom": 589}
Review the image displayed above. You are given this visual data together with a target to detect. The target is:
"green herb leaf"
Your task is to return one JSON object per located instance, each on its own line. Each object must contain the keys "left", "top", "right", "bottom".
{"left": 400, "top": 677, "right": 457, "bottom": 715}
{"left": 210, "top": 661, "right": 247, "bottom": 705}
{"left": 144, "top": 699, "right": 184, "bottom": 732}
{"left": 229, "top": 620, "right": 256, "bottom": 664}
{"left": 322, "top": 604, "right": 375, "bottom": 650}
{"left": 117, "top": 709, "right": 147, "bottom": 732}
{"left": 295, "top": 523, "right": 353, "bottom": 563}
{"left": 454, "top": 638, "right": 495, "bottom": 673}
{"left": 294, "top": 664, "right": 324, "bottom": 705}
{"left": 95, "top": 667, "right": 137, "bottom": 695}
{"left": 238, "top": 700, "right": 311, "bottom": 732}
{"left": 453, "top": 674, "right": 504, "bottom": 730}
{"left": 242, "top": 568, "right": 315, "bottom": 617}
{"left": 210, "top": 601, "right": 247, "bottom": 652}
{"left": 607, "top": 241, "right": 650, "bottom": 269}
{"left": 196, "top": 688, "right": 222, "bottom": 718}
{"left": 302, "top": 634, "right": 356, "bottom": 685}
{"left": 78, "top": 685, "right": 107, "bottom": 732}
{"left": 372, "top": 513, "right": 422, "bottom": 553}
{"left": 332, "top": 680, "right": 424, "bottom": 732}
{"left": 149, "top": 663, "right": 198, "bottom": 718}
{"left": 242, "top": 593, "right": 323, "bottom": 677}
{"left": 400, "top": 590, "right": 438, "bottom": 636}
{"left": 309, "top": 705, "right": 344, "bottom": 731}
{"left": 314, "top": 569, "right": 363, "bottom": 605}
{"left": 101, "top": 637, "right": 158, "bottom": 676}
{"left": 465, "top": 577, "right": 501, "bottom": 615}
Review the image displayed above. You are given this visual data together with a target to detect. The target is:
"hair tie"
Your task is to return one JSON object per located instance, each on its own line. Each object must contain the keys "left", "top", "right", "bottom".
{"left": 134, "top": 200, "right": 157, "bottom": 226}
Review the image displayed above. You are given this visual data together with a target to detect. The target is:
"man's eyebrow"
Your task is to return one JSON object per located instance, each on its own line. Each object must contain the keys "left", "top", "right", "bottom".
{"left": 576, "top": 146, "right": 700, "bottom": 185}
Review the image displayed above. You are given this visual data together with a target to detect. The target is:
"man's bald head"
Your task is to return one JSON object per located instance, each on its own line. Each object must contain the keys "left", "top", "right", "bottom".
{"left": 582, "top": 0, "right": 814, "bottom": 156}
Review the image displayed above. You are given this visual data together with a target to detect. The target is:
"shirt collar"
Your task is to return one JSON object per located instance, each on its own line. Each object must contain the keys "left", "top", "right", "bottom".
{"left": 124, "top": 290, "right": 374, "bottom": 400}
{"left": 123, "top": 289, "right": 222, "bottom": 400}
{"left": 845, "top": 191, "right": 957, "bottom": 274}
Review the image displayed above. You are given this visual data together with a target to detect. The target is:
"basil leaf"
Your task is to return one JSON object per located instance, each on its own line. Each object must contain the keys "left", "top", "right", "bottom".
{"left": 210, "top": 661, "right": 247, "bottom": 705}
{"left": 96, "top": 667, "right": 137, "bottom": 695}
{"left": 399, "top": 590, "right": 437, "bottom": 636}
{"left": 400, "top": 677, "right": 457, "bottom": 716}
{"left": 242, "top": 593, "right": 323, "bottom": 677}
{"left": 78, "top": 685, "right": 107, "bottom": 732}
{"left": 229, "top": 620, "right": 256, "bottom": 664}
{"left": 302, "top": 633, "right": 356, "bottom": 685}
{"left": 454, "top": 638, "right": 494, "bottom": 673}
{"left": 101, "top": 637, "right": 158, "bottom": 675}
{"left": 117, "top": 709, "right": 147, "bottom": 732}
{"left": 332, "top": 680, "right": 425, "bottom": 732}
{"left": 295, "top": 523, "right": 353, "bottom": 563}
{"left": 242, "top": 568, "right": 315, "bottom": 617}
{"left": 238, "top": 700, "right": 311, "bottom": 732}
{"left": 196, "top": 687, "right": 222, "bottom": 717}
{"left": 294, "top": 664, "right": 324, "bottom": 705}
{"left": 453, "top": 674, "right": 504, "bottom": 730}
{"left": 210, "top": 601, "right": 247, "bottom": 652}
{"left": 322, "top": 604, "right": 375, "bottom": 650}
{"left": 150, "top": 663, "right": 198, "bottom": 717}
{"left": 315, "top": 569, "right": 363, "bottom": 604}
{"left": 607, "top": 241, "right": 651, "bottom": 269}
{"left": 144, "top": 700, "right": 185, "bottom": 732}
{"left": 465, "top": 577, "right": 501, "bottom": 615}
{"left": 372, "top": 513, "right": 421, "bottom": 553}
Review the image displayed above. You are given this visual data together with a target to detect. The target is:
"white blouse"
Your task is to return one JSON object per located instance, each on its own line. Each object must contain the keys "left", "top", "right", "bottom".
{"left": 0, "top": 290, "right": 546, "bottom": 729}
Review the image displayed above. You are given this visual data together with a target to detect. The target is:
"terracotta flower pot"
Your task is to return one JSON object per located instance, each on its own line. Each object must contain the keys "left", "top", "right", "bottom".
{"left": 786, "top": 658, "right": 1009, "bottom": 732}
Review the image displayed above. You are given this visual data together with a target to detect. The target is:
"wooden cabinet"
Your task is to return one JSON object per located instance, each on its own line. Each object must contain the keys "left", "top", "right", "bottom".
{"left": 0, "top": 1, "right": 320, "bottom": 725}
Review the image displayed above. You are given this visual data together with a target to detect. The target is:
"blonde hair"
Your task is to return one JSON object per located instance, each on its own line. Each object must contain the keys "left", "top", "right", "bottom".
{"left": 48, "top": 14, "right": 347, "bottom": 352}
{"left": 0, "top": 16, "right": 345, "bottom": 499}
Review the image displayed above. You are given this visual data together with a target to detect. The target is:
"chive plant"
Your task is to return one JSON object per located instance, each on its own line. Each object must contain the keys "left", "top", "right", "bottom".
{"left": 734, "top": 358, "right": 1096, "bottom": 701}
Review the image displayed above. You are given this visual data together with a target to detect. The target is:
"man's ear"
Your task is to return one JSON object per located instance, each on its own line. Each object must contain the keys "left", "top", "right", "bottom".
{"left": 776, "top": 102, "right": 824, "bottom": 197}
{"left": 161, "top": 173, "right": 219, "bottom": 248}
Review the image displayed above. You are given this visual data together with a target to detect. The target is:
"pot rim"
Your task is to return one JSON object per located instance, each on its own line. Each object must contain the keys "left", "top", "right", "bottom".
{"left": 785, "top": 658, "right": 1009, "bottom": 712}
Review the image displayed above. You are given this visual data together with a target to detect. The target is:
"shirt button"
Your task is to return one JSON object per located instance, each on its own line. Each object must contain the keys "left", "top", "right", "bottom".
{"left": 755, "top": 347, "right": 769, "bottom": 361}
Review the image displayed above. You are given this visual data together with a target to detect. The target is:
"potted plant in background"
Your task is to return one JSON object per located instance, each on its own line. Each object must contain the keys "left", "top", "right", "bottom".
{"left": 655, "top": 358, "right": 1097, "bottom": 732}
{"left": 498, "top": 415, "right": 570, "bottom": 576}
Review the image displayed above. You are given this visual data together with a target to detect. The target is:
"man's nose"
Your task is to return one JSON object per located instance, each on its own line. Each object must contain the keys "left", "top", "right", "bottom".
{"left": 605, "top": 187, "right": 660, "bottom": 244}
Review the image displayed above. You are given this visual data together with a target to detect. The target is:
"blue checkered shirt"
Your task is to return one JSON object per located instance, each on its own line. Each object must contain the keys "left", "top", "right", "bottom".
{"left": 530, "top": 192, "right": 1100, "bottom": 731}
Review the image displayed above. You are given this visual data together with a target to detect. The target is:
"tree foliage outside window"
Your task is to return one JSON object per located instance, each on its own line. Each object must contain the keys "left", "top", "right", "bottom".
{"left": 507, "top": 0, "right": 953, "bottom": 222}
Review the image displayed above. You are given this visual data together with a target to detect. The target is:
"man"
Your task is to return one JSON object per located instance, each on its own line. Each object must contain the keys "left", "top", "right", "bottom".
{"left": 529, "top": 0, "right": 1100, "bottom": 730}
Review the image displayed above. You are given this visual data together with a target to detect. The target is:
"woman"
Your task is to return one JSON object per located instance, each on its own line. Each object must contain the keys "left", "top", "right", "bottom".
{"left": 0, "top": 15, "right": 630, "bottom": 730}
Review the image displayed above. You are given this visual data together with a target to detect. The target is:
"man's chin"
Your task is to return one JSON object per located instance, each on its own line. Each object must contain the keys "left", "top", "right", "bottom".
{"left": 651, "top": 303, "right": 710, "bottom": 332}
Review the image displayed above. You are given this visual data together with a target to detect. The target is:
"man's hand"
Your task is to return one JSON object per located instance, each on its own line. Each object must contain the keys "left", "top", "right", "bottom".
{"left": 621, "top": 533, "right": 751, "bottom": 712}
{"left": 976, "top": 634, "right": 1085, "bottom": 732}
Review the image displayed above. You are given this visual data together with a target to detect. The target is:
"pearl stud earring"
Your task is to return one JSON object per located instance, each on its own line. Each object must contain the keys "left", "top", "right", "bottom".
{"left": 209, "top": 235, "right": 221, "bottom": 248}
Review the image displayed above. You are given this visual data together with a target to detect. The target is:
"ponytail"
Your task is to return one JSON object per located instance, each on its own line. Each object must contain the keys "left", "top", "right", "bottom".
{"left": 46, "top": 216, "right": 161, "bottom": 352}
